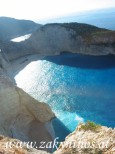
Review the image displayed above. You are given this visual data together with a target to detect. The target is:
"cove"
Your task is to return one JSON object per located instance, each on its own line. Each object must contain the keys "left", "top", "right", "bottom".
{"left": 15, "top": 53, "right": 115, "bottom": 141}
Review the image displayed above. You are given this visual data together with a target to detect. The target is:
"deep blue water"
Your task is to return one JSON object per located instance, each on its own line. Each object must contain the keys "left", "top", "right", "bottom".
{"left": 15, "top": 53, "right": 115, "bottom": 141}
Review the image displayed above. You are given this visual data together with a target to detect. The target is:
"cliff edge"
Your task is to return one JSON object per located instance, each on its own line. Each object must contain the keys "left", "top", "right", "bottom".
{"left": 54, "top": 122, "right": 115, "bottom": 154}
{"left": 0, "top": 75, "right": 55, "bottom": 150}
{"left": 0, "top": 135, "right": 50, "bottom": 154}
{"left": 1, "top": 23, "right": 115, "bottom": 61}
{"left": 0, "top": 50, "right": 55, "bottom": 152}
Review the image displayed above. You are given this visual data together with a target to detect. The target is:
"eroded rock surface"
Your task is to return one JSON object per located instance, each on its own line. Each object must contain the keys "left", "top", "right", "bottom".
{"left": 0, "top": 75, "right": 55, "bottom": 148}
{"left": 1, "top": 23, "right": 115, "bottom": 60}
{"left": 0, "top": 135, "right": 50, "bottom": 154}
{"left": 54, "top": 123, "right": 115, "bottom": 154}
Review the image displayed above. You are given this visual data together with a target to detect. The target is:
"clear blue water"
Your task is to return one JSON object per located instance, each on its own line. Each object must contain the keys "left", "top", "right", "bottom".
{"left": 15, "top": 53, "right": 115, "bottom": 141}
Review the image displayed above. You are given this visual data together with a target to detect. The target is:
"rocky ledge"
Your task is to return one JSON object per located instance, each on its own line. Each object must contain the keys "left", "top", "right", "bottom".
{"left": 0, "top": 75, "right": 55, "bottom": 151}
{"left": 54, "top": 121, "right": 115, "bottom": 154}
{"left": 0, "top": 135, "right": 50, "bottom": 154}
{"left": 0, "top": 122, "right": 115, "bottom": 154}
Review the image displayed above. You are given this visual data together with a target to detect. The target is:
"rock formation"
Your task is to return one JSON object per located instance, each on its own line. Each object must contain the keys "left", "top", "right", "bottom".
{"left": 0, "top": 84, "right": 55, "bottom": 150}
{"left": 54, "top": 122, "right": 115, "bottom": 154}
{"left": 26, "top": 23, "right": 115, "bottom": 55}
{"left": 0, "top": 135, "right": 50, "bottom": 154}
{"left": 0, "top": 49, "right": 55, "bottom": 152}
{"left": 1, "top": 23, "right": 115, "bottom": 61}
{"left": 0, "top": 19, "right": 115, "bottom": 153}
{"left": 0, "top": 122, "right": 115, "bottom": 154}
{"left": 0, "top": 17, "right": 41, "bottom": 41}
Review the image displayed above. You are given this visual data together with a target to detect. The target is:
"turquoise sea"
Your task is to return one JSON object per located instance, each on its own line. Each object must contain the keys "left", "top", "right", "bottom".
{"left": 15, "top": 53, "right": 115, "bottom": 141}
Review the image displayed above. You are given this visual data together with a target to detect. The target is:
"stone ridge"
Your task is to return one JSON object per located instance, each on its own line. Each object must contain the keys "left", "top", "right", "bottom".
{"left": 26, "top": 23, "right": 115, "bottom": 56}
{"left": 44, "top": 23, "right": 108, "bottom": 36}
{"left": 54, "top": 123, "right": 115, "bottom": 154}
{"left": 1, "top": 23, "right": 114, "bottom": 61}
{"left": 0, "top": 17, "right": 41, "bottom": 41}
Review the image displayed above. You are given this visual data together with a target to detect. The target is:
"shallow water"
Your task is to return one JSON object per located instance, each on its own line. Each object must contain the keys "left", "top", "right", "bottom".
{"left": 15, "top": 53, "right": 115, "bottom": 140}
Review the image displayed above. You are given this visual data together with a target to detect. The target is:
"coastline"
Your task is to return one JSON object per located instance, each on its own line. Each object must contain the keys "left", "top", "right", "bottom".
{"left": 11, "top": 54, "right": 45, "bottom": 77}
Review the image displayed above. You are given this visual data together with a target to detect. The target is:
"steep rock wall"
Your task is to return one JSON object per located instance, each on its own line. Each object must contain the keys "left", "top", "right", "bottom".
{"left": 54, "top": 123, "right": 115, "bottom": 154}
{"left": 1, "top": 23, "right": 115, "bottom": 61}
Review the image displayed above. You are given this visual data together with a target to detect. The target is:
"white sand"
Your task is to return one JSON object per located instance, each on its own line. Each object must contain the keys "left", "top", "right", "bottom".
{"left": 11, "top": 54, "right": 45, "bottom": 77}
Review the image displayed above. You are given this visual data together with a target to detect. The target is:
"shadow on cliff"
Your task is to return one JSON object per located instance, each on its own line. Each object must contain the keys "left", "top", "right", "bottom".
{"left": 43, "top": 52, "right": 115, "bottom": 69}
{"left": 52, "top": 118, "right": 71, "bottom": 142}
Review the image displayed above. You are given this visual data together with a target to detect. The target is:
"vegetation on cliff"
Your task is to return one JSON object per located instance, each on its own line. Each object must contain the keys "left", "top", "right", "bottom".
{"left": 80, "top": 121, "right": 101, "bottom": 132}
{"left": 54, "top": 122, "right": 115, "bottom": 154}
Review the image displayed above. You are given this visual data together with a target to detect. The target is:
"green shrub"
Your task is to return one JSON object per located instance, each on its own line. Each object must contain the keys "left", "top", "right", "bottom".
{"left": 80, "top": 121, "right": 101, "bottom": 132}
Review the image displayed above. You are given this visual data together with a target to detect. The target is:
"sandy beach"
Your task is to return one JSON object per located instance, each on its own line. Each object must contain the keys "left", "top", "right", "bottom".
{"left": 11, "top": 54, "right": 45, "bottom": 77}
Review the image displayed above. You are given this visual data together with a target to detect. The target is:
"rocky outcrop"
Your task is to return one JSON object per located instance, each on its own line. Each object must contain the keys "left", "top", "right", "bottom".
{"left": 26, "top": 23, "right": 115, "bottom": 56}
{"left": 0, "top": 75, "right": 55, "bottom": 150}
{"left": 54, "top": 122, "right": 115, "bottom": 154}
{"left": 0, "top": 23, "right": 114, "bottom": 61}
{"left": 0, "top": 17, "right": 41, "bottom": 41}
{"left": 0, "top": 50, "right": 13, "bottom": 78}
{"left": 0, "top": 20, "right": 115, "bottom": 154}
{"left": 0, "top": 135, "right": 50, "bottom": 154}
{"left": 0, "top": 51, "right": 55, "bottom": 152}
{"left": 1, "top": 23, "right": 115, "bottom": 61}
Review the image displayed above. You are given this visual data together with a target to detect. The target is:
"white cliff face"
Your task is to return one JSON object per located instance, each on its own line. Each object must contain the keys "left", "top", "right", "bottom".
{"left": 1, "top": 23, "right": 115, "bottom": 61}
{"left": 54, "top": 123, "right": 115, "bottom": 154}
{"left": 27, "top": 24, "right": 84, "bottom": 54}
{"left": 0, "top": 135, "right": 51, "bottom": 154}
{"left": 0, "top": 22, "right": 115, "bottom": 154}
{"left": 0, "top": 76, "right": 55, "bottom": 144}
{"left": 0, "top": 51, "right": 55, "bottom": 152}
{"left": 25, "top": 24, "right": 115, "bottom": 56}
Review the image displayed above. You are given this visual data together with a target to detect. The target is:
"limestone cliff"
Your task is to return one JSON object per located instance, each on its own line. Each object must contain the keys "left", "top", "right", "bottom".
{"left": 0, "top": 52, "right": 55, "bottom": 152}
{"left": 1, "top": 23, "right": 115, "bottom": 61}
{"left": 0, "top": 21, "right": 115, "bottom": 154}
{"left": 26, "top": 23, "right": 115, "bottom": 56}
{"left": 0, "top": 135, "right": 50, "bottom": 154}
{"left": 0, "top": 123, "right": 115, "bottom": 154}
{"left": 0, "top": 50, "right": 13, "bottom": 79}
{"left": 54, "top": 122, "right": 115, "bottom": 154}
{"left": 0, "top": 75, "right": 55, "bottom": 149}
